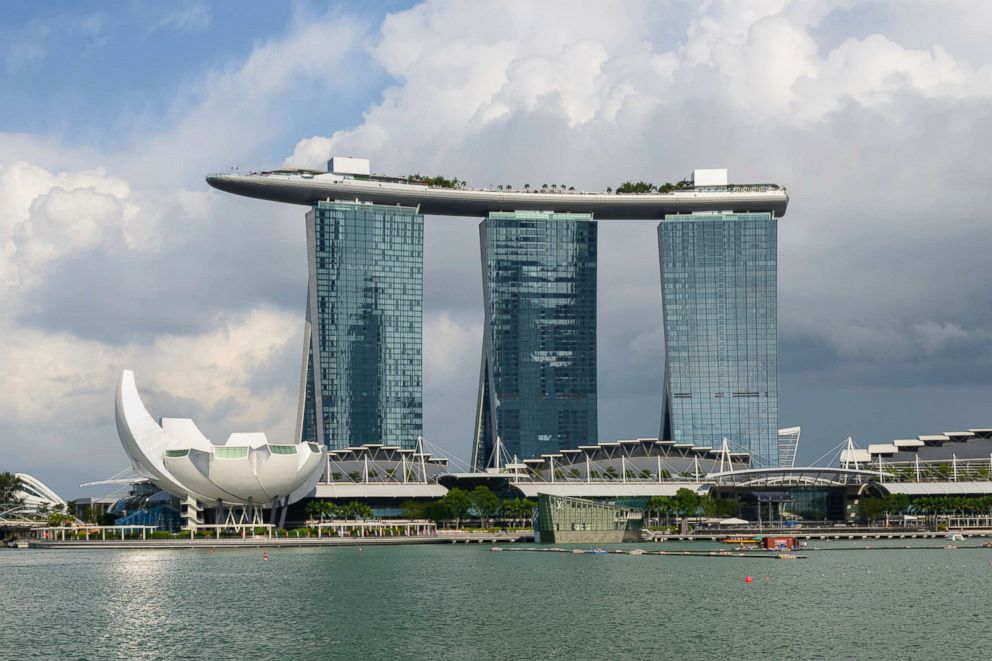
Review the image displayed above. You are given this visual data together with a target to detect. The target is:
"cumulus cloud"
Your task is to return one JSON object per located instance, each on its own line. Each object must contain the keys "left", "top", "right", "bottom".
{"left": 0, "top": 7, "right": 371, "bottom": 493}
{"left": 287, "top": 0, "right": 992, "bottom": 170}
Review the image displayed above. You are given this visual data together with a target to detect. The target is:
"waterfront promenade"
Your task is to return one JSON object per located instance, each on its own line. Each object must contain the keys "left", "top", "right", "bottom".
{"left": 25, "top": 530, "right": 533, "bottom": 550}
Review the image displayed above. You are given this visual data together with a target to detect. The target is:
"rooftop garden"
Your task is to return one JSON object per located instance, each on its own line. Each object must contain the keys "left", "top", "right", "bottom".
{"left": 400, "top": 174, "right": 700, "bottom": 194}
{"left": 407, "top": 174, "right": 465, "bottom": 188}
{"left": 615, "top": 179, "right": 693, "bottom": 194}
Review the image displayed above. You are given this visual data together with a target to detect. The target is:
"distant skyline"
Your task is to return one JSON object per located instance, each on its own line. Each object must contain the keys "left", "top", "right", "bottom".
{"left": 2, "top": 1, "right": 992, "bottom": 497}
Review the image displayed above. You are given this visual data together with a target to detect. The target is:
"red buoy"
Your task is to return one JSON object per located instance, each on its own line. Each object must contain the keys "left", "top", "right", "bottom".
{"left": 744, "top": 576, "right": 754, "bottom": 584}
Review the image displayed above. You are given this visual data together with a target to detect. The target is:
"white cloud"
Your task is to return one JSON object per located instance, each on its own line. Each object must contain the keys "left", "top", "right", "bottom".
{"left": 288, "top": 0, "right": 992, "bottom": 170}
{"left": 423, "top": 312, "right": 480, "bottom": 390}
{"left": 121, "top": 9, "right": 368, "bottom": 187}
{"left": 0, "top": 162, "right": 133, "bottom": 287}
{"left": 0, "top": 307, "right": 298, "bottom": 425}
{"left": 0, "top": 8, "right": 370, "bottom": 488}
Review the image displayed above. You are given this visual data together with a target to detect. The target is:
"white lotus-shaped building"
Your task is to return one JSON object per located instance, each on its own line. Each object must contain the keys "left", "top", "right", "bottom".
{"left": 115, "top": 370, "right": 325, "bottom": 509}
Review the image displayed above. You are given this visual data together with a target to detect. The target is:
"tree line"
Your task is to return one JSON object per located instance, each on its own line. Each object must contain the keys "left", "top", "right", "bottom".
{"left": 400, "top": 487, "right": 534, "bottom": 527}
{"left": 614, "top": 180, "right": 692, "bottom": 194}
{"left": 644, "top": 488, "right": 738, "bottom": 525}
{"left": 304, "top": 500, "right": 375, "bottom": 522}
{"left": 859, "top": 493, "right": 992, "bottom": 522}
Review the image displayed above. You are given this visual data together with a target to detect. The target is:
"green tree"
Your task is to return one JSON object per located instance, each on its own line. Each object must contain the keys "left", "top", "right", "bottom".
{"left": 646, "top": 496, "right": 674, "bottom": 526}
{"left": 400, "top": 500, "right": 425, "bottom": 520}
{"left": 673, "top": 488, "right": 701, "bottom": 519}
{"left": 0, "top": 472, "right": 24, "bottom": 504}
{"left": 884, "top": 493, "right": 910, "bottom": 516}
{"left": 423, "top": 500, "right": 450, "bottom": 523}
{"left": 471, "top": 486, "right": 501, "bottom": 527}
{"left": 858, "top": 497, "right": 885, "bottom": 523}
{"left": 500, "top": 498, "right": 534, "bottom": 522}
{"left": 47, "top": 511, "right": 74, "bottom": 526}
{"left": 304, "top": 500, "right": 323, "bottom": 522}
{"left": 342, "top": 501, "right": 373, "bottom": 520}
{"left": 442, "top": 488, "right": 472, "bottom": 527}
{"left": 615, "top": 181, "right": 657, "bottom": 194}
{"left": 715, "top": 498, "right": 739, "bottom": 518}
{"left": 699, "top": 494, "right": 720, "bottom": 518}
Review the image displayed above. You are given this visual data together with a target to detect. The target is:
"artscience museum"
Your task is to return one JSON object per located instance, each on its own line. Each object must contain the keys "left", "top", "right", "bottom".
{"left": 115, "top": 370, "right": 325, "bottom": 529}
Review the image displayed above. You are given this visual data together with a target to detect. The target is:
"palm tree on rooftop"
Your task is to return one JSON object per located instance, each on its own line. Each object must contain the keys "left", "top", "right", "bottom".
{"left": 524, "top": 183, "right": 530, "bottom": 191}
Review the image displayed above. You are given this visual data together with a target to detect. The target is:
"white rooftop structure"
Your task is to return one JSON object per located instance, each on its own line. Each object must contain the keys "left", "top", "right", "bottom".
{"left": 691, "top": 168, "right": 728, "bottom": 187}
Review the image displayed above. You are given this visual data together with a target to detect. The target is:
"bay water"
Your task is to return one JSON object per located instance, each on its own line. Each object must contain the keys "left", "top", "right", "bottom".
{"left": 2, "top": 541, "right": 991, "bottom": 660}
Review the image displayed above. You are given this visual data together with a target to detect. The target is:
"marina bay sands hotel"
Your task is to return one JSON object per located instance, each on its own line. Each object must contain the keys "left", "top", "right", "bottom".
{"left": 207, "top": 159, "right": 789, "bottom": 468}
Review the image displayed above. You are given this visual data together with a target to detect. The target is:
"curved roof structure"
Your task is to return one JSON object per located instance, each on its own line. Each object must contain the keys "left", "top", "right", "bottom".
{"left": 706, "top": 467, "right": 882, "bottom": 487}
{"left": 206, "top": 170, "right": 789, "bottom": 219}
{"left": 13, "top": 473, "right": 66, "bottom": 512}
{"left": 115, "top": 370, "right": 325, "bottom": 506}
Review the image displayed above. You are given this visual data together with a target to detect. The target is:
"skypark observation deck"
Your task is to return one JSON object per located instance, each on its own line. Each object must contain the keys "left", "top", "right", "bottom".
{"left": 206, "top": 170, "right": 789, "bottom": 219}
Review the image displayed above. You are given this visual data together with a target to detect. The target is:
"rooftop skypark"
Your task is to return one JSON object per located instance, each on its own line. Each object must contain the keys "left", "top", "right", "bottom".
{"left": 206, "top": 159, "right": 789, "bottom": 219}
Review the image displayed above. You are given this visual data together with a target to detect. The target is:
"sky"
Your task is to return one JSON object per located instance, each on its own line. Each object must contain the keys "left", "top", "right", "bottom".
{"left": 2, "top": 0, "right": 992, "bottom": 497}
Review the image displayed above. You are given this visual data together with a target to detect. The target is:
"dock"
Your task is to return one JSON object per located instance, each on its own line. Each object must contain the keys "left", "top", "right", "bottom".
{"left": 492, "top": 547, "right": 806, "bottom": 560}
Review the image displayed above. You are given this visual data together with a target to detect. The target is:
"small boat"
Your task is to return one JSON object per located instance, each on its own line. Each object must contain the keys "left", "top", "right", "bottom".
{"left": 945, "top": 533, "right": 965, "bottom": 542}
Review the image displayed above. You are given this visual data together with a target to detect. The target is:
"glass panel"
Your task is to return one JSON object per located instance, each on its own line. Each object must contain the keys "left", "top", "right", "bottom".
{"left": 164, "top": 449, "right": 189, "bottom": 458}
{"left": 268, "top": 445, "right": 298, "bottom": 455}
{"left": 658, "top": 212, "right": 778, "bottom": 467}
{"left": 302, "top": 202, "right": 424, "bottom": 451}
{"left": 214, "top": 447, "right": 248, "bottom": 459}
{"left": 473, "top": 211, "right": 598, "bottom": 469}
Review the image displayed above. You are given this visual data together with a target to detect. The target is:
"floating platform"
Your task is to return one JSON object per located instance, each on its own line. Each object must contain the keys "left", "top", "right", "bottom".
{"left": 493, "top": 546, "right": 806, "bottom": 560}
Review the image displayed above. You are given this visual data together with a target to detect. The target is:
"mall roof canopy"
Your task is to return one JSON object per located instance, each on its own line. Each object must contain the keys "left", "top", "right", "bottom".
{"left": 877, "top": 482, "right": 992, "bottom": 496}
{"left": 509, "top": 482, "right": 710, "bottom": 499}
{"left": 313, "top": 483, "right": 448, "bottom": 499}
{"left": 707, "top": 467, "right": 881, "bottom": 487}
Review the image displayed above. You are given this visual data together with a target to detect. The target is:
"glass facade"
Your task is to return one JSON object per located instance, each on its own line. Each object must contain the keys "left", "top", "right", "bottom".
{"left": 658, "top": 212, "right": 778, "bottom": 466}
{"left": 300, "top": 201, "right": 423, "bottom": 450}
{"left": 473, "top": 211, "right": 597, "bottom": 470}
